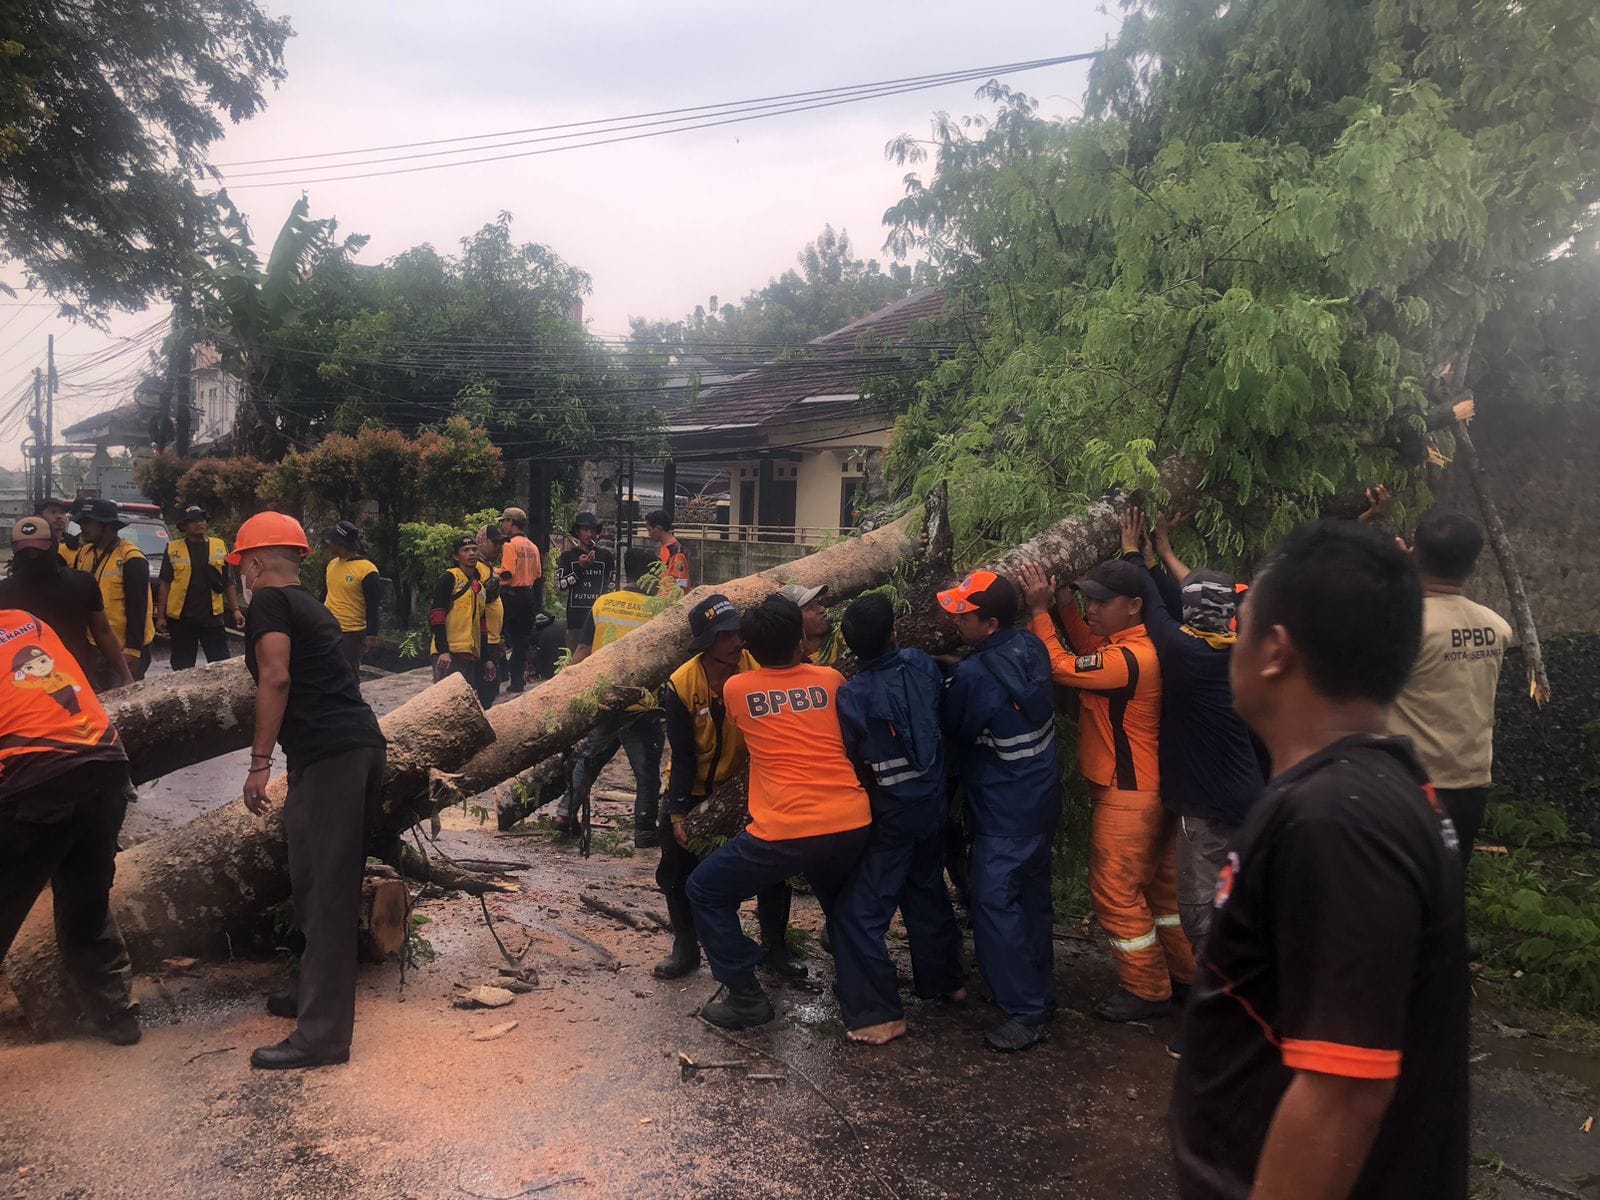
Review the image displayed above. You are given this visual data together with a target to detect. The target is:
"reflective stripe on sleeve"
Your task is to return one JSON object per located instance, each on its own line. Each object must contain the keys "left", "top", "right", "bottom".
{"left": 1154, "top": 913, "right": 1182, "bottom": 927}
{"left": 878, "top": 765, "right": 930, "bottom": 787}
{"left": 977, "top": 720, "right": 1055, "bottom": 749}
{"left": 976, "top": 718, "right": 1055, "bottom": 761}
{"left": 1107, "top": 929, "right": 1159, "bottom": 954}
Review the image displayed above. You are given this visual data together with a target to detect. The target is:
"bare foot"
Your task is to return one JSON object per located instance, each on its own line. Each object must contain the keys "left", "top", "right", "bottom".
{"left": 847, "top": 1019, "right": 907, "bottom": 1045}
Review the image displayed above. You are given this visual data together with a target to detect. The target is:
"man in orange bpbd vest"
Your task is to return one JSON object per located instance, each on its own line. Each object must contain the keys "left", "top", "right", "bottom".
{"left": 1018, "top": 552, "right": 1196, "bottom": 1023}
{"left": 497, "top": 506, "right": 542, "bottom": 692}
{"left": 0, "top": 608, "right": 141, "bottom": 1045}
{"left": 685, "top": 595, "right": 872, "bottom": 1029}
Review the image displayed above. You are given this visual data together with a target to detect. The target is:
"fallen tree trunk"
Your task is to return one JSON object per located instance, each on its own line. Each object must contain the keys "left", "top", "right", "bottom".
{"left": 105, "top": 660, "right": 257, "bottom": 784}
{"left": 452, "top": 511, "right": 921, "bottom": 798}
{"left": 458, "top": 458, "right": 1204, "bottom": 801}
{"left": 5, "top": 465, "right": 1201, "bottom": 1036}
{"left": 4, "top": 673, "right": 494, "bottom": 1034}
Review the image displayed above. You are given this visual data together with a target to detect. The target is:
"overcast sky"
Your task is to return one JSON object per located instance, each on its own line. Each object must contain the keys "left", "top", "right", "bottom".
{"left": 0, "top": 0, "right": 1119, "bottom": 470}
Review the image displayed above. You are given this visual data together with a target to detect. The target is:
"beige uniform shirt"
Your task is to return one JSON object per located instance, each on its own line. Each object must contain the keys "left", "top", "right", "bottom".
{"left": 1388, "top": 593, "right": 1513, "bottom": 789}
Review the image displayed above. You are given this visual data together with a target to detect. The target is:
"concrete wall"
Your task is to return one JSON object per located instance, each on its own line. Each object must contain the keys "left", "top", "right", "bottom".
{"left": 1433, "top": 401, "right": 1599, "bottom": 636}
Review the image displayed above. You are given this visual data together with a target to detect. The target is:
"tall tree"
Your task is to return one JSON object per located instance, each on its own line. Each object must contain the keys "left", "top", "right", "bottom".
{"left": 630, "top": 225, "right": 936, "bottom": 360}
{"left": 883, "top": 0, "right": 1600, "bottom": 567}
{"left": 0, "top": 0, "right": 292, "bottom": 318}
{"left": 192, "top": 196, "right": 368, "bottom": 458}
{"left": 206, "top": 211, "right": 651, "bottom": 472}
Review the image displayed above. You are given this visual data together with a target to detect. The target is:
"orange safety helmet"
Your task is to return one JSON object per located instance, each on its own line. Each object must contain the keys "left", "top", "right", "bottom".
{"left": 227, "top": 511, "right": 311, "bottom": 565}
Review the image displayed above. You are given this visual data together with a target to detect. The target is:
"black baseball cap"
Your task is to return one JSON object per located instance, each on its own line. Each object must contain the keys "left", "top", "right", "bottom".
{"left": 1072, "top": 559, "right": 1147, "bottom": 601}
{"left": 449, "top": 535, "right": 477, "bottom": 556}
{"left": 77, "top": 497, "right": 126, "bottom": 527}
{"left": 180, "top": 504, "right": 208, "bottom": 524}
{"left": 689, "top": 593, "right": 742, "bottom": 650}
{"left": 33, "top": 497, "right": 72, "bottom": 515}
{"left": 325, "top": 519, "right": 362, "bottom": 547}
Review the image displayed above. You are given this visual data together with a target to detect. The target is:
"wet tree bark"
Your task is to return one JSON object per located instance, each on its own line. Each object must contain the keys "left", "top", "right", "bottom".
{"left": 5, "top": 674, "right": 494, "bottom": 1035}
{"left": 107, "top": 660, "right": 257, "bottom": 784}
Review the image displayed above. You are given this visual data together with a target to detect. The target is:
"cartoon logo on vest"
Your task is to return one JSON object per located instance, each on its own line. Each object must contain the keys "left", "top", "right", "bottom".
{"left": 11, "top": 644, "right": 85, "bottom": 717}
{"left": 1213, "top": 850, "right": 1240, "bottom": 909}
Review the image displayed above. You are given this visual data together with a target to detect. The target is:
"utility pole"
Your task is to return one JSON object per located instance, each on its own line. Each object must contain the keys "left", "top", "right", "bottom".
{"left": 171, "top": 289, "right": 194, "bottom": 456}
{"left": 44, "top": 335, "right": 55, "bottom": 498}
{"left": 31, "top": 367, "right": 44, "bottom": 504}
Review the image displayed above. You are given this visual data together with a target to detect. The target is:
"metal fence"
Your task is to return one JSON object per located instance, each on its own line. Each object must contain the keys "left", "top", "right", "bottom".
{"left": 628, "top": 521, "right": 847, "bottom": 547}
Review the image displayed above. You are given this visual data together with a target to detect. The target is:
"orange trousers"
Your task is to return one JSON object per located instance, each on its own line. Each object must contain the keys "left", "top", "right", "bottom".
{"left": 1089, "top": 785, "right": 1196, "bottom": 1001}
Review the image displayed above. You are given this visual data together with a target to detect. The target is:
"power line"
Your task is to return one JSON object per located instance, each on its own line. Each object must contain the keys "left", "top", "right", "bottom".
{"left": 221, "top": 53, "right": 1100, "bottom": 189}
{"left": 0, "top": 309, "right": 57, "bottom": 358}
{"left": 215, "top": 54, "right": 1096, "bottom": 171}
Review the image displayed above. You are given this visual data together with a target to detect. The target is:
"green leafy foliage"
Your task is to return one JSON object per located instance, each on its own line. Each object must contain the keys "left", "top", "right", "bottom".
{"left": 0, "top": 1, "right": 291, "bottom": 318}
{"left": 396, "top": 507, "right": 501, "bottom": 629}
{"left": 882, "top": 0, "right": 1600, "bottom": 569}
{"left": 1470, "top": 799, "right": 1600, "bottom": 1014}
{"left": 195, "top": 209, "right": 652, "bottom": 475}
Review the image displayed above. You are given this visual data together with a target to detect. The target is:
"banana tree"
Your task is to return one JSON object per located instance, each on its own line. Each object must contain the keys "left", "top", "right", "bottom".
{"left": 192, "top": 195, "right": 367, "bottom": 458}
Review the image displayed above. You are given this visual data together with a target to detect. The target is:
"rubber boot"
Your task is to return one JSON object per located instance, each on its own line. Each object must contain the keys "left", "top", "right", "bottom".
{"left": 758, "top": 890, "right": 808, "bottom": 980}
{"left": 653, "top": 934, "right": 701, "bottom": 980}
{"left": 1094, "top": 987, "right": 1170, "bottom": 1023}
{"left": 699, "top": 982, "right": 775, "bottom": 1030}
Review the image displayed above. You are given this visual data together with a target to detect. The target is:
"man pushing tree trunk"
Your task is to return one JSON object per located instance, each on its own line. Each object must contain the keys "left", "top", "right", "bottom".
{"left": 233, "top": 511, "right": 387, "bottom": 1072}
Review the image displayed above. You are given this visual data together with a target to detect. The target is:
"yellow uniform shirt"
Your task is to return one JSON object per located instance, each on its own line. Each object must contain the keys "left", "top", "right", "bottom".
{"left": 324, "top": 557, "right": 379, "bottom": 634}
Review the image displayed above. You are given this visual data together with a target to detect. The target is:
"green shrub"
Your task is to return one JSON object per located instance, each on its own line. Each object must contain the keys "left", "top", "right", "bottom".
{"left": 1469, "top": 799, "right": 1600, "bottom": 1015}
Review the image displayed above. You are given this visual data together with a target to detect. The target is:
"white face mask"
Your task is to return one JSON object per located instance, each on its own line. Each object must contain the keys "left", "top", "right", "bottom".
{"left": 241, "top": 554, "right": 264, "bottom": 591}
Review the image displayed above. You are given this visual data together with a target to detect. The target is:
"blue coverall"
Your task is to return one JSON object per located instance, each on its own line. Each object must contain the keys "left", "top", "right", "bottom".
{"left": 832, "top": 648, "right": 966, "bottom": 1029}
{"left": 943, "top": 627, "right": 1061, "bottom": 1026}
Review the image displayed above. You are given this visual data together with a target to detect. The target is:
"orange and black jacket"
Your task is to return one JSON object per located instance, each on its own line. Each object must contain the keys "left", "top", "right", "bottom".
{"left": 1030, "top": 602, "right": 1161, "bottom": 792}
{"left": 0, "top": 608, "right": 126, "bottom": 801}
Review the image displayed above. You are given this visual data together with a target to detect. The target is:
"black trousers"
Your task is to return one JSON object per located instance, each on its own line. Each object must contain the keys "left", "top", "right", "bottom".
{"left": 0, "top": 760, "right": 135, "bottom": 1020}
{"left": 168, "top": 619, "right": 230, "bottom": 669}
{"left": 337, "top": 632, "right": 365, "bottom": 679}
{"left": 284, "top": 745, "right": 386, "bottom": 1055}
{"left": 1436, "top": 786, "right": 1489, "bottom": 872}
{"left": 656, "top": 811, "right": 790, "bottom": 951}
{"left": 502, "top": 589, "right": 535, "bottom": 690}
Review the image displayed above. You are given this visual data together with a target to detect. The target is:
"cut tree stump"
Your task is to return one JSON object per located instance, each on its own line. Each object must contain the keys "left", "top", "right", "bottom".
{"left": 4, "top": 672, "right": 495, "bottom": 1035}
{"left": 360, "top": 876, "right": 410, "bottom": 963}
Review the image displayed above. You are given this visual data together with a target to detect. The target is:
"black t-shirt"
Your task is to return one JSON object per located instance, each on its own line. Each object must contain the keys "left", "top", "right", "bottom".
{"left": 556, "top": 545, "right": 614, "bottom": 617}
{"left": 244, "top": 585, "right": 385, "bottom": 774}
{"left": 0, "top": 567, "right": 103, "bottom": 678}
{"left": 1170, "top": 735, "right": 1468, "bottom": 1200}
{"left": 159, "top": 537, "right": 226, "bottom": 626}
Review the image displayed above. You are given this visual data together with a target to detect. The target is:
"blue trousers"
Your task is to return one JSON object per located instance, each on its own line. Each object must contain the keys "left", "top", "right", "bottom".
{"left": 832, "top": 813, "right": 965, "bottom": 1029}
{"left": 970, "top": 830, "right": 1055, "bottom": 1025}
{"left": 559, "top": 709, "right": 664, "bottom": 830}
{"left": 686, "top": 827, "right": 869, "bottom": 990}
